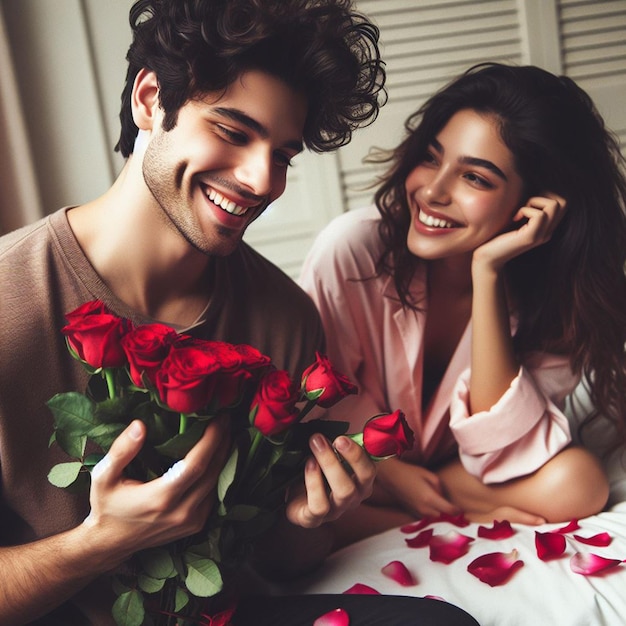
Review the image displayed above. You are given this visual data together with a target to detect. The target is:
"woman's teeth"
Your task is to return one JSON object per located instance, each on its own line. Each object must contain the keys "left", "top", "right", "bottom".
{"left": 418, "top": 209, "right": 454, "bottom": 229}
{"left": 207, "top": 188, "right": 249, "bottom": 216}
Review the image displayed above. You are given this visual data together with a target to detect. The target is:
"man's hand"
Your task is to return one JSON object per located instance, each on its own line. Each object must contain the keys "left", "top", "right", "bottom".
{"left": 285, "top": 434, "right": 376, "bottom": 528}
{"left": 84, "top": 417, "right": 230, "bottom": 565}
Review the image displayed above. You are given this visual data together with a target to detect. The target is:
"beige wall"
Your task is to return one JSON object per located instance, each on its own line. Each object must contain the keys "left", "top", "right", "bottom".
{"left": 2, "top": 0, "right": 625, "bottom": 276}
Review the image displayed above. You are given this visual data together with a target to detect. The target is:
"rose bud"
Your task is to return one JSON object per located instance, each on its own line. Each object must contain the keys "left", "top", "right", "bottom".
{"left": 357, "top": 410, "right": 414, "bottom": 459}
{"left": 301, "top": 352, "right": 358, "bottom": 408}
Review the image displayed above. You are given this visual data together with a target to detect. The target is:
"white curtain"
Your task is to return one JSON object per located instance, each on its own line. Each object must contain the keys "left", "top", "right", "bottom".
{"left": 0, "top": 8, "right": 42, "bottom": 235}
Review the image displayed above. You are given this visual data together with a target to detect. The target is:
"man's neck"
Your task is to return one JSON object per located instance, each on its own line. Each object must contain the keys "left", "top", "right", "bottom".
{"left": 67, "top": 163, "right": 214, "bottom": 327}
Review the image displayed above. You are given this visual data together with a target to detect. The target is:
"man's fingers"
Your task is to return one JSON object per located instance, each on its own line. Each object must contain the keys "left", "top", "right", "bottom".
{"left": 91, "top": 420, "right": 146, "bottom": 485}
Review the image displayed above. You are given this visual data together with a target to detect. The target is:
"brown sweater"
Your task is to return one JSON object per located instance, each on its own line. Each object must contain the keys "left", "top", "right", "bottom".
{"left": 0, "top": 208, "right": 324, "bottom": 624}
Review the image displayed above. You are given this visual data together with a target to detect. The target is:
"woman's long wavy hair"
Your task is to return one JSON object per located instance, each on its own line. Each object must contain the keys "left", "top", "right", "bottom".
{"left": 115, "top": 0, "right": 386, "bottom": 156}
{"left": 371, "top": 62, "right": 626, "bottom": 451}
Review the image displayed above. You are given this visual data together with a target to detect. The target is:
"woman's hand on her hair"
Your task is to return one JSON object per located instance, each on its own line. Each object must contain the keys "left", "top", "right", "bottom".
{"left": 473, "top": 192, "right": 567, "bottom": 273}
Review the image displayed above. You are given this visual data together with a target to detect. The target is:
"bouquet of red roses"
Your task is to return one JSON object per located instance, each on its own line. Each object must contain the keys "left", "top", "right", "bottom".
{"left": 47, "top": 300, "right": 414, "bottom": 626}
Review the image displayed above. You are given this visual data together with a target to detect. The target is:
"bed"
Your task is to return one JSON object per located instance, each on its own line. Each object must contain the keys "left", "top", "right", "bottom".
{"left": 280, "top": 384, "right": 626, "bottom": 625}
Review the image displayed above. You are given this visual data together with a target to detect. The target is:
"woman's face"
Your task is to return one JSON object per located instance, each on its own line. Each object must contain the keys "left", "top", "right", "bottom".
{"left": 405, "top": 108, "right": 524, "bottom": 262}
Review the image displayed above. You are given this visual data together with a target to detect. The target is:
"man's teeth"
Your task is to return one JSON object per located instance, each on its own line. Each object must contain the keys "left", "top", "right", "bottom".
{"left": 207, "top": 188, "right": 249, "bottom": 216}
{"left": 418, "top": 209, "right": 454, "bottom": 229}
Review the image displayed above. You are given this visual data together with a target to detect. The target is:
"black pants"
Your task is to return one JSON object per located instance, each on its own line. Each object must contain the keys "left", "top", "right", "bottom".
{"left": 231, "top": 594, "right": 480, "bottom": 625}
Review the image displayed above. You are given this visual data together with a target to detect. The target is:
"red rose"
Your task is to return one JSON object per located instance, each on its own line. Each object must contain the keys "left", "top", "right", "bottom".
{"left": 155, "top": 345, "right": 222, "bottom": 414}
{"left": 121, "top": 323, "right": 180, "bottom": 387}
{"left": 301, "top": 352, "right": 358, "bottom": 408}
{"left": 62, "top": 300, "right": 132, "bottom": 369}
{"left": 250, "top": 369, "right": 300, "bottom": 437}
{"left": 234, "top": 344, "right": 272, "bottom": 372}
{"left": 362, "top": 410, "right": 414, "bottom": 458}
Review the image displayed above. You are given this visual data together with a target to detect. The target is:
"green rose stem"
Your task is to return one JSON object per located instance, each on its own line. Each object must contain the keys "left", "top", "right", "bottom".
{"left": 179, "top": 413, "right": 188, "bottom": 435}
{"left": 242, "top": 429, "right": 263, "bottom": 479}
{"left": 297, "top": 398, "right": 318, "bottom": 421}
{"left": 104, "top": 369, "right": 116, "bottom": 400}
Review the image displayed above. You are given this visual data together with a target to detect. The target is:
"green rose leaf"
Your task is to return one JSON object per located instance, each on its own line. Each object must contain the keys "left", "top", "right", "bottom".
{"left": 47, "top": 392, "right": 97, "bottom": 435}
{"left": 112, "top": 589, "right": 145, "bottom": 626}
{"left": 87, "top": 422, "right": 126, "bottom": 451}
{"left": 217, "top": 447, "right": 238, "bottom": 503}
{"left": 139, "top": 548, "right": 175, "bottom": 580}
{"left": 183, "top": 552, "right": 223, "bottom": 597}
{"left": 48, "top": 462, "right": 84, "bottom": 488}
{"left": 137, "top": 574, "right": 165, "bottom": 594}
{"left": 54, "top": 430, "right": 87, "bottom": 459}
{"left": 175, "top": 587, "right": 189, "bottom": 612}
{"left": 222, "top": 504, "right": 261, "bottom": 522}
{"left": 155, "top": 420, "right": 205, "bottom": 459}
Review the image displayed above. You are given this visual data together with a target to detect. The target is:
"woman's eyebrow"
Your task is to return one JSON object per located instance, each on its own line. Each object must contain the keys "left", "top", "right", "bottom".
{"left": 430, "top": 137, "right": 508, "bottom": 181}
{"left": 213, "top": 106, "right": 304, "bottom": 153}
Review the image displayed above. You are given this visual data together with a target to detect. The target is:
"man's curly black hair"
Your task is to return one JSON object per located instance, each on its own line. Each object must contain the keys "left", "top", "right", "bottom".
{"left": 115, "top": 0, "right": 386, "bottom": 156}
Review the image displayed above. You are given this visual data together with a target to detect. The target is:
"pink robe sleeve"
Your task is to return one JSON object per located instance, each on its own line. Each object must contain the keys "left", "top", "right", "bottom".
{"left": 449, "top": 354, "right": 577, "bottom": 483}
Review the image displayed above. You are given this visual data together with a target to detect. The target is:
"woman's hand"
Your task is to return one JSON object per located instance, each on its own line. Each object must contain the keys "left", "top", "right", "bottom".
{"left": 284, "top": 434, "right": 376, "bottom": 528}
{"left": 375, "top": 457, "right": 461, "bottom": 519}
{"left": 473, "top": 193, "right": 567, "bottom": 273}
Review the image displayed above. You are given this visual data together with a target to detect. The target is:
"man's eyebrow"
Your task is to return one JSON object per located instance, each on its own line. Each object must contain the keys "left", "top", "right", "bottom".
{"left": 213, "top": 106, "right": 304, "bottom": 153}
{"left": 430, "top": 138, "right": 508, "bottom": 181}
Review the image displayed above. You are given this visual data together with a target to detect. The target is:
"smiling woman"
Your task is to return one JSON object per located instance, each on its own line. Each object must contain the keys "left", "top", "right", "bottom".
{"left": 299, "top": 62, "right": 626, "bottom": 540}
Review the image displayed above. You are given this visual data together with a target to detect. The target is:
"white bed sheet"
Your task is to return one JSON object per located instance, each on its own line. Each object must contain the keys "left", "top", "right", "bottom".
{"left": 281, "top": 387, "right": 626, "bottom": 625}
{"left": 283, "top": 503, "right": 626, "bottom": 626}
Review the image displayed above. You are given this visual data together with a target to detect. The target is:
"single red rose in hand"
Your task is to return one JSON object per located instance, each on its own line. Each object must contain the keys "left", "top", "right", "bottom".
{"left": 155, "top": 345, "right": 222, "bottom": 414}
{"left": 250, "top": 369, "right": 300, "bottom": 437}
{"left": 301, "top": 352, "right": 358, "bottom": 408}
{"left": 362, "top": 410, "right": 414, "bottom": 458}
{"left": 121, "top": 323, "right": 180, "bottom": 387}
{"left": 62, "top": 300, "right": 132, "bottom": 369}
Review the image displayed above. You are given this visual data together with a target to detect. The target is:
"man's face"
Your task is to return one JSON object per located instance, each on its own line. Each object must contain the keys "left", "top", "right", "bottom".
{"left": 142, "top": 70, "right": 307, "bottom": 257}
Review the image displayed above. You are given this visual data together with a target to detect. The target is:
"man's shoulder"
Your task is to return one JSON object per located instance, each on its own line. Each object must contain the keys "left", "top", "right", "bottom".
{"left": 0, "top": 214, "right": 51, "bottom": 261}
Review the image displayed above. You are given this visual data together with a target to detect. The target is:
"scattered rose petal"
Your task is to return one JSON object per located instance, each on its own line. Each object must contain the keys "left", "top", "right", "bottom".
{"left": 439, "top": 512, "right": 470, "bottom": 527}
{"left": 467, "top": 549, "right": 524, "bottom": 587}
{"left": 477, "top": 520, "right": 515, "bottom": 540}
{"left": 381, "top": 560, "right": 418, "bottom": 586}
{"left": 424, "top": 595, "right": 446, "bottom": 602}
{"left": 429, "top": 531, "right": 474, "bottom": 564}
{"left": 313, "top": 608, "right": 350, "bottom": 626}
{"left": 343, "top": 583, "right": 380, "bottom": 595}
{"left": 401, "top": 517, "right": 434, "bottom": 534}
{"left": 405, "top": 528, "right": 434, "bottom": 548}
{"left": 553, "top": 519, "right": 580, "bottom": 534}
{"left": 573, "top": 532, "right": 612, "bottom": 547}
{"left": 570, "top": 552, "right": 623, "bottom": 575}
{"left": 535, "top": 531, "right": 567, "bottom": 561}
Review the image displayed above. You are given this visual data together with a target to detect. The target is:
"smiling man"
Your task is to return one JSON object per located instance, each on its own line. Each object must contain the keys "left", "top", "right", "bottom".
{"left": 0, "top": 1, "right": 390, "bottom": 624}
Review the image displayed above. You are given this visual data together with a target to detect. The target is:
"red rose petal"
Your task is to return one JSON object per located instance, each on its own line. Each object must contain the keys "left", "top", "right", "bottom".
{"left": 573, "top": 532, "right": 612, "bottom": 547}
{"left": 570, "top": 552, "right": 624, "bottom": 575}
{"left": 381, "top": 560, "right": 418, "bottom": 586}
{"left": 535, "top": 531, "right": 567, "bottom": 561}
{"left": 438, "top": 512, "right": 470, "bottom": 527}
{"left": 553, "top": 519, "right": 580, "bottom": 534}
{"left": 467, "top": 550, "right": 524, "bottom": 587}
{"left": 477, "top": 520, "right": 515, "bottom": 540}
{"left": 313, "top": 608, "right": 350, "bottom": 626}
{"left": 343, "top": 583, "right": 380, "bottom": 595}
{"left": 429, "top": 531, "right": 474, "bottom": 564}
{"left": 401, "top": 517, "right": 434, "bottom": 534}
{"left": 405, "top": 528, "right": 434, "bottom": 548}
